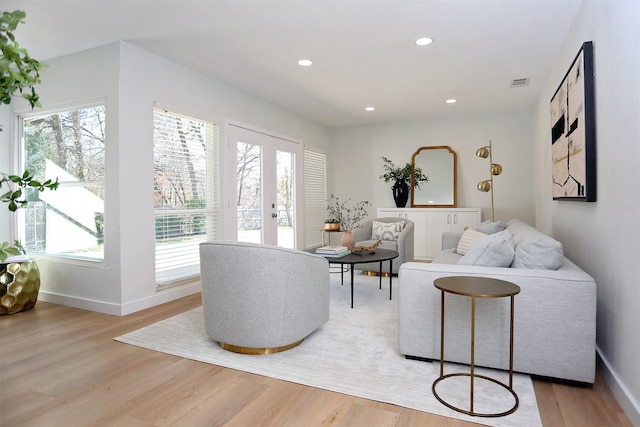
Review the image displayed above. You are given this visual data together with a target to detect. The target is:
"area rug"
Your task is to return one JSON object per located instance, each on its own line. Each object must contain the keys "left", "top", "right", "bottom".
{"left": 115, "top": 274, "right": 541, "bottom": 427}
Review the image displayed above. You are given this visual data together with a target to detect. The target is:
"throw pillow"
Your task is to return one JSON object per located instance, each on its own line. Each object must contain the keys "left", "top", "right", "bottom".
{"left": 371, "top": 220, "right": 405, "bottom": 242}
{"left": 456, "top": 228, "right": 488, "bottom": 255}
{"left": 457, "top": 230, "right": 515, "bottom": 267}
{"left": 476, "top": 220, "right": 507, "bottom": 235}
{"left": 512, "top": 234, "right": 564, "bottom": 270}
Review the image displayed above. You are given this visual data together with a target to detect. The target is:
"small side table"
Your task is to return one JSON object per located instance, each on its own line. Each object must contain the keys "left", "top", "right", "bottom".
{"left": 432, "top": 276, "right": 520, "bottom": 418}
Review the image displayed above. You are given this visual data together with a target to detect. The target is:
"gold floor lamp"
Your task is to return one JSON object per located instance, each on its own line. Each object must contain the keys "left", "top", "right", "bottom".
{"left": 476, "top": 140, "right": 503, "bottom": 221}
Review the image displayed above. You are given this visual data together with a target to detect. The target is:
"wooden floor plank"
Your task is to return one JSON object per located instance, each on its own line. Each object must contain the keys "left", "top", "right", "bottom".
{"left": 0, "top": 295, "right": 632, "bottom": 427}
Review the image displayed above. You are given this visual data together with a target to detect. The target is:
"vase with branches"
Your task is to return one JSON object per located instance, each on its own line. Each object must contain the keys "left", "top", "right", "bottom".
{"left": 379, "top": 156, "right": 429, "bottom": 207}
{"left": 325, "top": 194, "right": 370, "bottom": 232}
{"left": 326, "top": 194, "right": 370, "bottom": 250}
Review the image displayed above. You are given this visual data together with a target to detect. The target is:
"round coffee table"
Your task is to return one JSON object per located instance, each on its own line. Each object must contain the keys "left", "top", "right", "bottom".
{"left": 432, "top": 276, "right": 520, "bottom": 417}
{"left": 309, "top": 248, "right": 398, "bottom": 308}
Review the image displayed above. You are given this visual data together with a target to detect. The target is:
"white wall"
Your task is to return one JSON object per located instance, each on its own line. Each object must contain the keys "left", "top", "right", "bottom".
{"left": 533, "top": 1, "right": 640, "bottom": 423}
{"left": 3, "top": 41, "right": 331, "bottom": 315}
{"left": 328, "top": 111, "right": 535, "bottom": 224}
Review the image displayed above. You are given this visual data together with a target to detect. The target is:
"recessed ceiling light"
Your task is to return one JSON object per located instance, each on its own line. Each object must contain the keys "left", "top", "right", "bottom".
{"left": 415, "top": 37, "right": 433, "bottom": 46}
{"left": 298, "top": 59, "right": 313, "bottom": 67}
{"left": 446, "top": 99, "right": 457, "bottom": 104}
{"left": 365, "top": 107, "right": 375, "bottom": 111}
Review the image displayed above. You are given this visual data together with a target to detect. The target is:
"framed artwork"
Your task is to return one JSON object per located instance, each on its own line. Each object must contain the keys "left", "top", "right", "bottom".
{"left": 550, "top": 41, "right": 596, "bottom": 201}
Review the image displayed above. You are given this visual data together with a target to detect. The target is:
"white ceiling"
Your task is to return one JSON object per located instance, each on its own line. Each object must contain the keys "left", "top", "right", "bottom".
{"left": 4, "top": 0, "right": 582, "bottom": 127}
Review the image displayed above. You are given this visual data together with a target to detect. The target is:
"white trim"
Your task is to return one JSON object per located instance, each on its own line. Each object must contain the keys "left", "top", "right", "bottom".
{"left": 39, "top": 281, "right": 201, "bottom": 316}
{"left": 596, "top": 346, "right": 640, "bottom": 426}
{"left": 226, "top": 119, "right": 302, "bottom": 145}
{"left": 38, "top": 291, "right": 122, "bottom": 316}
{"left": 15, "top": 97, "right": 107, "bottom": 119}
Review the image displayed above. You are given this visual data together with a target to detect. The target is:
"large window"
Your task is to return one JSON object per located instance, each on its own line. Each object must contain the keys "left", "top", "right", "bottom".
{"left": 21, "top": 104, "right": 106, "bottom": 261}
{"left": 153, "top": 107, "right": 218, "bottom": 285}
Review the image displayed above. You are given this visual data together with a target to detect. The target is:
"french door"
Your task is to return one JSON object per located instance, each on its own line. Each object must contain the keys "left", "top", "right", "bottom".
{"left": 227, "top": 123, "right": 302, "bottom": 249}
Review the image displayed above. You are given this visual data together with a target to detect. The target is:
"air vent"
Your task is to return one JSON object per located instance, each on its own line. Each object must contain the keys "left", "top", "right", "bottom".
{"left": 510, "top": 78, "right": 530, "bottom": 88}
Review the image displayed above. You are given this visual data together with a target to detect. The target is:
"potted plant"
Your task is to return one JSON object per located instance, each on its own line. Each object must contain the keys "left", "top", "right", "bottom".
{"left": 1, "top": 10, "right": 52, "bottom": 315}
{"left": 324, "top": 218, "right": 341, "bottom": 231}
{"left": 379, "top": 156, "right": 429, "bottom": 208}
{"left": 326, "top": 194, "right": 370, "bottom": 249}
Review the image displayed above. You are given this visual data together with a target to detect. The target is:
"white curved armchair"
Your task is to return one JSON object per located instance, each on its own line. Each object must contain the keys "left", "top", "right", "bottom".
{"left": 200, "top": 241, "right": 330, "bottom": 354}
{"left": 352, "top": 218, "right": 414, "bottom": 275}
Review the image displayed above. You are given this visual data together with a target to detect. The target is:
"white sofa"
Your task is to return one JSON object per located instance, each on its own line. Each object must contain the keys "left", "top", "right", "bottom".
{"left": 398, "top": 219, "right": 597, "bottom": 383}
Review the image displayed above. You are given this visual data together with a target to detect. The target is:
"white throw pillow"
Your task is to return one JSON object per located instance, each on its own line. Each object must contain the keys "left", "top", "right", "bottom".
{"left": 512, "top": 234, "right": 564, "bottom": 270}
{"left": 456, "top": 228, "right": 488, "bottom": 255}
{"left": 371, "top": 220, "right": 405, "bottom": 242}
{"left": 457, "top": 230, "right": 515, "bottom": 267}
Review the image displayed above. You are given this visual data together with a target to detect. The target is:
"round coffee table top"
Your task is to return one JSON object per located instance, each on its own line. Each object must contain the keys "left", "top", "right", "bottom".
{"left": 307, "top": 248, "right": 398, "bottom": 265}
{"left": 434, "top": 276, "right": 520, "bottom": 298}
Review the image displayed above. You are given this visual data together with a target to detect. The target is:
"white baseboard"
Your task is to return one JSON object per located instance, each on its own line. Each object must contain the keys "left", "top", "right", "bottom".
{"left": 38, "top": 281, "right": 201, "bottom": 316}
{"left": 596, "top": 346, "right": 640, "bottom": 426}
{"left": 120, "top": 282, "right": 201, "bottom": 315}
{"left": 39, "top": 291, "right": 122, "bottom": 315}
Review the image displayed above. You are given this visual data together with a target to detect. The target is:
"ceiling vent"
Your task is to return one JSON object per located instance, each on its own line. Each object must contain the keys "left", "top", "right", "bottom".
{"left": 510, "top": 78, "right": 530, "bottom": 88}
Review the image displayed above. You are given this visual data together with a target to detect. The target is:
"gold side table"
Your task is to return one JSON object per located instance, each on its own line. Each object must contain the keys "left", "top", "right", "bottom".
{"left": 432, "top": 276, "right": 520, "bottom": 417}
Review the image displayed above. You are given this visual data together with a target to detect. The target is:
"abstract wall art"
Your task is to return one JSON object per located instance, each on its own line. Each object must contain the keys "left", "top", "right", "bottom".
{"left": 550, "top": 41, "right": 596, "bottom": 201}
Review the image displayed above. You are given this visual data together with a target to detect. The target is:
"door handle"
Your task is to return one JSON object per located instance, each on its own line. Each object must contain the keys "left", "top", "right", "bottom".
{"left": 271, "top": 213, "right": 277, "bottom": 218}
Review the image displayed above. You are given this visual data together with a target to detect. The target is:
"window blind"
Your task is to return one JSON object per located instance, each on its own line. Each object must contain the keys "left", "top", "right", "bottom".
{"left": 303, "top": 148, "right": 327, "bottom": 249}
{"left": 153, "top": 107, "right": 218, "bottom": 285}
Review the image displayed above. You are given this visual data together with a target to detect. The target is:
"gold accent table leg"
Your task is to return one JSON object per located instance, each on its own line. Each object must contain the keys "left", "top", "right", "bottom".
{"left": 470, "top": 295, "right": 476, "bottom": 414}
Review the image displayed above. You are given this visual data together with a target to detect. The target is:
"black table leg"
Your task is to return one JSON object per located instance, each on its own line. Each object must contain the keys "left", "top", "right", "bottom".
{"left": 379, "top": 261, "right": 383, "bottom": 289}
{"left": 350, "top": 263, "right": 355, "bottom": 308}
{"left": 389, "top": 259, "right": 393, "bottom": 300}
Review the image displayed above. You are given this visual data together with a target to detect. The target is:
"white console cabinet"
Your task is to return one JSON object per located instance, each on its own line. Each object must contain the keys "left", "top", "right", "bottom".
{"left": 377, "top": 208, "right": 481, "bottom": 260}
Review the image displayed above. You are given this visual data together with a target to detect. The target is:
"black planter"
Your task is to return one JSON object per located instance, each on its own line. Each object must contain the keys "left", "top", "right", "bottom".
{"left": 392, "top": 179, "right": 409, "bottom": 208}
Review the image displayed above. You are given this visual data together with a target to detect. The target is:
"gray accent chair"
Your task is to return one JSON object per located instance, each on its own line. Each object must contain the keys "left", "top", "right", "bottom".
{"left": 352, "top": 217, "right": 414, "bottom": 275}
{"left": 200, "top": 241, "right": 330, "bottom": 353}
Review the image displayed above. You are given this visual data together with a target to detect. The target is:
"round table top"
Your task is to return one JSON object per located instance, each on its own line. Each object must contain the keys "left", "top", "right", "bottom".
{"left": 434, "top": 276, "right": 520, "bottom": 298}
{"left": 308, "top": 248, "right": 399, "bottom": 265}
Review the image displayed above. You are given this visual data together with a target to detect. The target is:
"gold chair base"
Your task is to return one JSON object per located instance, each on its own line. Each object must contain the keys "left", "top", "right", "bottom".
{"left": 363, "top": 271, "right": 392, "bottom": 278}
{"left": 218, "top": 338, "right": 304, "bottom": 355}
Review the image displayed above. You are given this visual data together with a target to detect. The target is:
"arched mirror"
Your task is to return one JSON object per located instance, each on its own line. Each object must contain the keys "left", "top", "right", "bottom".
{"left": 411, "top": 146, "right": 457, "bottom": 207}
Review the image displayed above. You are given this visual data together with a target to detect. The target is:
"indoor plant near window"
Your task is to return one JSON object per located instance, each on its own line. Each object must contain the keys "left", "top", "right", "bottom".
{"left": 380, "top": 156, "right": 429, "bottom": 208}
{"left": 1, "top": 10, "right": 53, "bottom": 314}
{"left": 326, "top": 194, "right": 370, "bottom": 249}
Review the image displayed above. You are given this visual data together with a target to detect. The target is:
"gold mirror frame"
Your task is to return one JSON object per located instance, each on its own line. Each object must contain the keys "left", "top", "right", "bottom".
{"left": 411, "top": 146, "right": 457, "bottom": 207}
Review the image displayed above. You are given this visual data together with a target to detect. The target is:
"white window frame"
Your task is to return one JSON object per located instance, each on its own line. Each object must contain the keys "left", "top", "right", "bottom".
{"left": 17, "top": 100, "right": 107, "bottom": 263}
{"left": 153, "top": 106, "right": 219, "bottom": 286}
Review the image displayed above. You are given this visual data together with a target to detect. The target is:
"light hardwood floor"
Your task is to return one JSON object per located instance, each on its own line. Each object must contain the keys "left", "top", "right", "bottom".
{"left": 0, "top": 294, "right": 631, "bottom": 426}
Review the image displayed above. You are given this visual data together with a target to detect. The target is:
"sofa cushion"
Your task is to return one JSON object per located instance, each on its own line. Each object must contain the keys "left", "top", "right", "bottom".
{"left": 507, "top": 219, "right": 564, "bottom": 270}
{"left": 476, "top": 220, "right": 507, "bottom": 234}
{"left": 512, "top": 234, "right": 564, "bottom": 270}
{"left": 456, "top": 228, "right": 487, "bottom": 255}
{"left": 457, "top": 229, "right": 515, "bottom": 267}
{"left": 371, "top": 220, "right": 405, "bottom": 242}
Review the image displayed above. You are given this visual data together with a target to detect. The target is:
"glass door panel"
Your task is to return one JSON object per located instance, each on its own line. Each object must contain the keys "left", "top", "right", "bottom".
{"left": 236, "top": 141, "right": 262, "bottom": 244}
{"left": 276, "top": 150, "right": 295, "bottom": 249}
{"left": 230, "top": 124, "right": 302, "bottom": 248}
